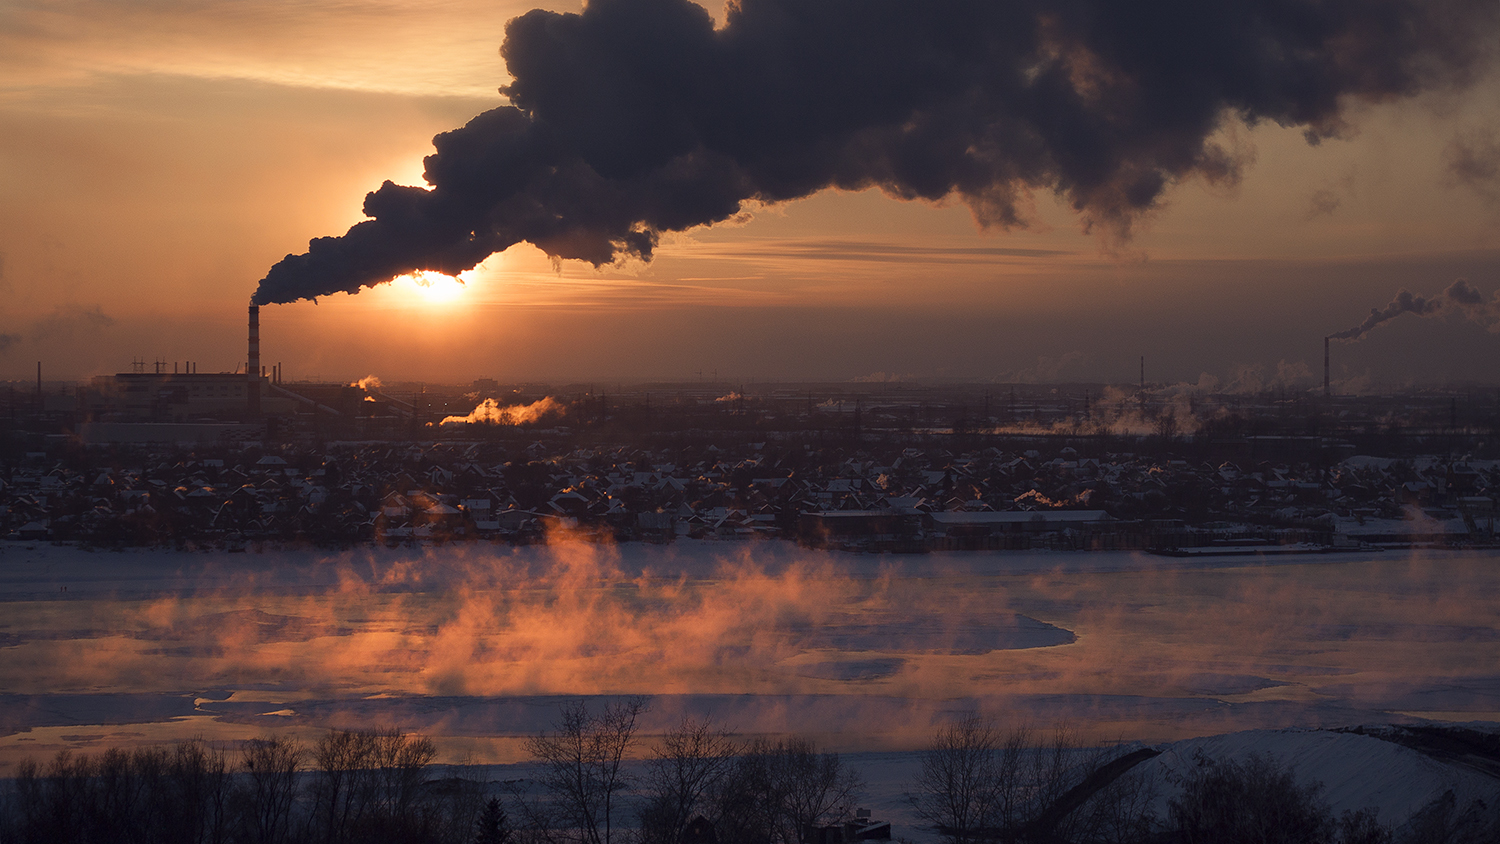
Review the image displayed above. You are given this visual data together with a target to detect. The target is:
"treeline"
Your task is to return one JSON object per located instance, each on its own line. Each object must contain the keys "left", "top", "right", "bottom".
{"left": 2, "top": 703, "right": 1497, "bottom": 844}
{"left": 0, "top": 730, "right": 477, "bottom": 844}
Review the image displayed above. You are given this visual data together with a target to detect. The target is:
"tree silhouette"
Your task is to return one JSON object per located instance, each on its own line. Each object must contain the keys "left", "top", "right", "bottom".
{"left": 475, "top": 797, "right": 511, "bottom": 844}
{"left": 525, "top": 697, "right": 647, "bottom": 844}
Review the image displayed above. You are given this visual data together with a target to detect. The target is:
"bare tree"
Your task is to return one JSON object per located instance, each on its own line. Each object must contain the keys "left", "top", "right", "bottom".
{"left": 1169, "top": 752, "right": 1334, "bottom": 844}
{"left": 715, "top": 737, "right": 861, "bottom": 844}
{"left": 910, "top": 717, "right": 1004, "bottom": 844}
{"left": 309, "top": 727, "right": 440, "bottom": 844}
{"left": 312, "top": 728, "right": 377, "bottom": 843}
{"left": 166, "top": 738, "right": 233, "bottom": 844}
{"left": 911, "top": 720, "right": 1148, "bottom": 843}
{"left": 1, "top": 733, "right": 466, "bottom": 844}
{"left": 638, "top": 717, "right": 738, "bottom": 844}
{"left": 1064, "top": 748, "right": 1161, "bottom": 844}
{"left": 992, "top": 724, "right": 1032, "bottom": 834}
{"left": 6, "top": 739, "right": 233, "bottom": 844}
{"left": 1022, "top": 724, "right": 1085, "bottom": 835}
{"left": 369, "top": 728, "right": 439, "bottom": 835}
{"left": 1155, "top": 407, "right": 1179, "bottom": 442}
{"left": 771, "top": 738, "right": 862, "bottom": 844}
{"left": 525, "top": 697, "right": 647, "bottom": 844}
{"left": 13, "top": 750, "right": 91, "bottom": 843}
{"left": 240, "top": 736, "right": 305, "bottom": 844}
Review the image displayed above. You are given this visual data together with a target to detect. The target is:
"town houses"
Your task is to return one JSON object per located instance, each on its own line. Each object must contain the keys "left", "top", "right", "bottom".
{"left": 0, "top": 431, "right": 1492, "bottom": 551}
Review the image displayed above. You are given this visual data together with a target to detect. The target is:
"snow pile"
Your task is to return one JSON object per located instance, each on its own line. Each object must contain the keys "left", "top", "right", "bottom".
{"left": 1145, "top": 727, "right": 1500, "bottom": 827}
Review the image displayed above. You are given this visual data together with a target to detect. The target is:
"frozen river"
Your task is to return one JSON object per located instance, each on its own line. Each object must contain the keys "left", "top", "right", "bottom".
{"left": 1, "top": 540, "right": 1497, "bottom": 774}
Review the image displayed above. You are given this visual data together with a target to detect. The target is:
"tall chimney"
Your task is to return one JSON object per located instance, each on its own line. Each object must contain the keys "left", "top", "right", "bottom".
{"left": 1323, "top": 336, "right": 1330, "bottom": 398}
{"left": 248, "top": 304, "right": 261, "bottom": 415}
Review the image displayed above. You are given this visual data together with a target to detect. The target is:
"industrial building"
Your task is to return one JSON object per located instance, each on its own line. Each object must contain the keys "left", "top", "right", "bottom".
{"left": 81, "top": 306, "right": 292, "bottom": 423}
{"left": 69, "top": 305, "right": 419, "bottom": 444}
{"left": 85, "top": 370, "right": 275, "bottom": 421}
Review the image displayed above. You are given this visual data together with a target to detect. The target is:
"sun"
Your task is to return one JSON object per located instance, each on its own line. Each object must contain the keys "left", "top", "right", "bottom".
{"left": 397, "top": 270, "right": 466, "bottom": 304}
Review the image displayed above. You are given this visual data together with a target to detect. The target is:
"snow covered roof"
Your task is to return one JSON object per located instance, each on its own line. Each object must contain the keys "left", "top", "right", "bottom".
{"left": 929, "top": 510, "right": 1113, "bottom": 524}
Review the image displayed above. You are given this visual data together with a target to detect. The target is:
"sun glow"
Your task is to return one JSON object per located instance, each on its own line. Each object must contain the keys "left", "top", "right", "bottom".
{"left": 397, "top": 270, "right": 466, "bottom": 304}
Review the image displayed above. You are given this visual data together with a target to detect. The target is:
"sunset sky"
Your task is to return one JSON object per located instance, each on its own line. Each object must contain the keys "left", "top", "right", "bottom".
{"left": 2, "top": 0, "right": 1498, "bottom": 386}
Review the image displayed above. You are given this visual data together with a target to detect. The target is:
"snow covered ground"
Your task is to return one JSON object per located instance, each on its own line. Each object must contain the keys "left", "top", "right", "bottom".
{"left": 1, "top": 541, "right": 1497, "bottom": 827}
{"left": 1146, "top": 726, "right": 1500, "bottom": 826}
{"left": 419, "top": 725, "right": 1500, "bottom": 839}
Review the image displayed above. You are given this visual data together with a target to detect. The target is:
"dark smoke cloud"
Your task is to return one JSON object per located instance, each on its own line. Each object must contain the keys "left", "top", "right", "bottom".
{"left": 1445, "top": 128, "right": 1500, "bottom": 199}
{"left": 0, "top": 305, "right": 114, "bottom": 356}
{"left": 1306, "top": 188, "right": 1342, "bottom": 219}
{"left": 1445, "top": 278, "right": 1485, "bottom": 306}
{"left": 1327, "top": 289, "right": 1444, "bottom": 341}
{"left": 254, "top": 0, "right": 1500, "bottom": 305}
{"left": 29, "top": 303, "right": 115, "bottom": 340}
{"left": 1330, "top": 279, "right": 1500, "bottom": 341}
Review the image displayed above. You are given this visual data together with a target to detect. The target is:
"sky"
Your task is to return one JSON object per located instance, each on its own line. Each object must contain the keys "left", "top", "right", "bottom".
{"left": 2, "top": 0, "right": 1499, "bottom": 387}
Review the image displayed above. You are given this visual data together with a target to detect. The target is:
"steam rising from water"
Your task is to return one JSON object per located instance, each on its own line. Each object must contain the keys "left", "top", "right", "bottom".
{"left": 1, "top": 543, "right": 1498, "bottom": 767}
{"left": 23, "top": 542, "right": 1062, "bottom": 699}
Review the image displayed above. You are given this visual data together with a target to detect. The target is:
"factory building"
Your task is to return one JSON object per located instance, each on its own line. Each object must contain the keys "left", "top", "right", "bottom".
{"left": 84, "top": 370, "right": 279, "bottom": 421}
{"left": 82, "top": 305, "right": 291, "bottom": 422}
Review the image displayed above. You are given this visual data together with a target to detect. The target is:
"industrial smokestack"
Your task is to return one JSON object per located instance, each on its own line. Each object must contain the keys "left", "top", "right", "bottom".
{"left": 1324, "top": 336, "right": 1330, "bottom": 398}
{"left": 248, "top": 304, "right": 261, "bottom": 416}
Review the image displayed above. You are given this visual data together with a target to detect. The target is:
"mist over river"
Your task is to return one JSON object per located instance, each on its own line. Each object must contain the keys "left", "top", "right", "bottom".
{"left": 1, "top": 541, "right": 1497, "bottom": 773}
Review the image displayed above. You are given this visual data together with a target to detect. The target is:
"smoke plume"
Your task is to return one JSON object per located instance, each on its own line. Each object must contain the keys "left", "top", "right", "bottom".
{"left": 1330, "top": 279, "right": 1500, "bottom": 341}
{"left": 252, "top": 0, "right": 1499, "bottom": 305}
{"left": 440, "top": 396, "right": 565, "bottom": 426}
{"left": 1445, "top": 127, "right": 1500, "bottom": 200}
{"left": 1327, "top": 290, "right": 1445, "bottom": 341}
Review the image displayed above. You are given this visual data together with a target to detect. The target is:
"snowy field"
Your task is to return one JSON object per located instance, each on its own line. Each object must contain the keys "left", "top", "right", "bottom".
{"left": 1, "top": 541, "right": 1497, "bottom": 827}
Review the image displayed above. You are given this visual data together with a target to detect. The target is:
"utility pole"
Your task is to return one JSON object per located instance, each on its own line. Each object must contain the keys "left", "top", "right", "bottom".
{"left": 1324, "top": 336, "right": 1331, "bottom": 398}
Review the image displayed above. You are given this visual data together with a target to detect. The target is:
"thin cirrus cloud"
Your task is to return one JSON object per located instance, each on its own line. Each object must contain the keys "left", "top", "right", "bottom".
{"left": 0, "top": 0, "right": 533, "bottom": 99}
{"left": 462, "top": 276, "right": 790, "bottom": 311}
{"left": 683, "top": 240, "right": 1076, "bottom": 264}
{"left": 415, "top": 237, "right": 1080, "bottom": 313}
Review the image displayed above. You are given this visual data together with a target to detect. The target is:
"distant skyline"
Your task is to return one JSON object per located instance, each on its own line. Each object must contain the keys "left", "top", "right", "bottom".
{"left": 2, "top": 0, "right": 1499, "bottom": 387}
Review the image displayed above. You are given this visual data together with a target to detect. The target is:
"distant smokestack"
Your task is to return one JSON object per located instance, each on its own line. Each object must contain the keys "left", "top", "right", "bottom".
{"left": 248, "top": 304, "right": 261, "bottom": 415}
{"left": 1323, "top": 336, "right": 1331, "bottom": 398}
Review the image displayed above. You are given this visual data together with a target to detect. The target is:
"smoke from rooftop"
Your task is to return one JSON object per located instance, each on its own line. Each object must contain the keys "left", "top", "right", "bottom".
{"left": 254, "top": 0, "right": 1499, "bottom": 306}
{"left": 440, "top": 396, "right": 565, "bottom": 426}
